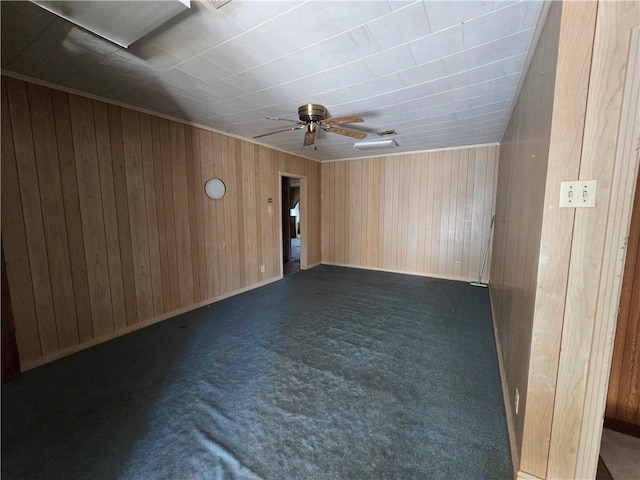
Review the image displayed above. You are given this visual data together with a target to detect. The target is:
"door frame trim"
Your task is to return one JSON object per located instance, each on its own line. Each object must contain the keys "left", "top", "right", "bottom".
{"left": 279, "top": 172, "right": 307, "bottom": 278}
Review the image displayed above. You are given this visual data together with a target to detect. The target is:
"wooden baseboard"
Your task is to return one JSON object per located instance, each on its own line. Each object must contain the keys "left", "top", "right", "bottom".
{"left": 489, "top": 287, "right": 520, "bottom": 479}
{"left": 21, "top": 276, "right": 282, "bottom": 371}
{"left": 320, "top": 261, "right": 477, "bottom": 283}
{"left": 302, "top": 261, "right": 322, "bottom": 270}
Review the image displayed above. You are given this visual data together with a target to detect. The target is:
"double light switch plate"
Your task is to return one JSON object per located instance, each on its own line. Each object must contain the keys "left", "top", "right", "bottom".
{"left": 559, "top": 180, "right": 597, "bottom": 208}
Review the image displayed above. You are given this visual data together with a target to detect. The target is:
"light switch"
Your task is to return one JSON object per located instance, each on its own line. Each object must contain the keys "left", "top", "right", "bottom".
{"left": 559, "top": 180, "right": 597, "bottom": 208}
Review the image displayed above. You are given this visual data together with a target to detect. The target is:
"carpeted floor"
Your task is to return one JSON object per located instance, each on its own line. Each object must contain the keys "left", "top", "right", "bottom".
{"left": 2, "top": 266, "right": 512, "bottom": 479}
{"left": 599, "top": 428, "right": 640, "bottom": 479}
{"left": 283, "top": 237, "right": 300, "bottom": 276}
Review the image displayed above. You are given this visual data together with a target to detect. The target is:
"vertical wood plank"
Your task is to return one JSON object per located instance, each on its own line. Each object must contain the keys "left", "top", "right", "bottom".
{"left": 27, "top": 83, "right": 79, "bottom": 348}
{"left": 397, "top": 156, "right": 410, "bottom": 270}
{"left": 1, "top": 81, "right": 41, "bottom": 362}
{"left": 433, "top": 151, "right": 445, "bottom": 275}
{"left": 8, "top": 78, "right": 60, "bottom": 355}
{"left": 150, "top": 116, "right": 171, "bottom": 313}
{"left": 93, "top": 101, "right": 127, "bottom": 331}
{"left": 424, "top": 153, "right": 436, "bottom": 273}
{"left": 417, "top": 154, "right": 430, "bottom": 272}
{"left": 462, "top": 149, "right": 476, "bottom": 278}
{"left": 241, "top": 142, "right": 256, "bottom": 285}
{"left": 184, "top": 127, "right": 202, "bottom": 302}
{"left": 391, "top": 157, "right": 400, "bottom": 269}
{"left": 376, "top": 158, "right": 385, "bottom": 268}
{"left": 199, "top": 131, "right": 220, "bottom": 298}
{"left": 406, "top": 155, "right": 421, "bottom": 272}
{"left": 139, "top": 113, "right": 164, "bottom": 316}
{"left": 190, "top": 127, "right": 208, "bottom": 302}
{"left": 454, "top": 149, "right": 467, "bottom": 277}
{"left": 349, "top": 161, "right": 358, "bottom": 266}
{"left": 107, "top": 104, "right": 138, "bottom": 326}
{"left": 470, "top": 148, "right": 488, "bottom": 280}
{"left": 382, "top": 159, "right": 394, "bottom": 269}
{"left": 121, "top": 109, "right": 154, "bottom": 322}
{"left": 446, "top": 149, "right": 458, "bottom": 276}
{"left": 259, "top": 147, "right": 272, "bottom": 277}
{"left": 217, "top": 134, "right": 231, "bottom": 291}
{"left": 256, "top": 147, "right": 268, "bottom": 277}
{"left": 51, "top": 90, "right": 93, "bottom": 342}
{"left": 68, "top": 94, "right": 114, "bottom": 338}
{"left": 226, "top": 138, "right": 241, "bottom": 290}
{"left": 159, "top": 118, "right": 180, "bottom": 309}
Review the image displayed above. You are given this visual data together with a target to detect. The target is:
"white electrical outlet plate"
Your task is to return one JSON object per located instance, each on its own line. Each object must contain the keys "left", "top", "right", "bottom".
{"left": 559, "top": 180, "right": 597, "bottom": 208}
{"left": 515, "top": 388, "right": 520, "bottom": 415}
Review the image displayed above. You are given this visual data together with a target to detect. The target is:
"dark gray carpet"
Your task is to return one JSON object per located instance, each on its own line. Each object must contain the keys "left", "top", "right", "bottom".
{"left": 2, "top": 265, "right": 512, "bottom": 479}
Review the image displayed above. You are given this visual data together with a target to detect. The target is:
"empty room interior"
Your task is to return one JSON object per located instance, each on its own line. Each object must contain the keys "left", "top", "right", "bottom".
{"left": 1, "top": 1, "right": 639, "bottom": 479}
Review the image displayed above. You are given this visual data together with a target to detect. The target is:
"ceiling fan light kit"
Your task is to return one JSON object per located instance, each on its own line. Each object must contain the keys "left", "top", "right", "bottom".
{"left": 353, "top": 139, "right": 399, "bottom": 151}
{"left": 254, "top": 104, "right": 367, "bottom": 147}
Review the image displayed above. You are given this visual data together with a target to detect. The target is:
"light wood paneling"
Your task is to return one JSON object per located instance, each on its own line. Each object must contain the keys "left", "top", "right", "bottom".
{"left": 490, "top": 2, "right": 598, "bottom": 477}
{"left": 1, "top": 77, "right": 321, "bottom": 369}
{"left": 321, "top": 146, "right": 498, "bottom": 280}
{"left": 491, "top": 2, "right": 596, "bottom": 476}
{"left": 490, "top": 2, "right": 640, "bottom": 479}
{"left": 551, "top": 6, "right": 640, "bottom": 478}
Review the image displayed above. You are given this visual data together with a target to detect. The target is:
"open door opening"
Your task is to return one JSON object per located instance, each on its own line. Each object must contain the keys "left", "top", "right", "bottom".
{"left": 281, "top": 174, "right": 305, "bottom": 276}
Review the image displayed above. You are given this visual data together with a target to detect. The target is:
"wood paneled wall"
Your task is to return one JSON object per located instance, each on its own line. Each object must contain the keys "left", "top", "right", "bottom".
{"left": 1, "top": 76, "right": 321, "bottom": 370}
{"left": 321, "top": 146, "right": 498, "bottom": 281}
{"left": 553, "top": 7, "right": 639, "bottom": 478}
{"left": 490, "top": 2, "right": 597, "bottom": 476}
{"left": 490, "top": 1, "right": 559, "bottom": 470}
{"left": 491, "top": 2, "right": 640, "bottom": 479}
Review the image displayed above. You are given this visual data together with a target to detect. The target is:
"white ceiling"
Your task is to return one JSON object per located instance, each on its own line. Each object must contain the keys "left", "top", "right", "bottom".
{"left": 1, "top": 0, "right": 546, "bottom": 161}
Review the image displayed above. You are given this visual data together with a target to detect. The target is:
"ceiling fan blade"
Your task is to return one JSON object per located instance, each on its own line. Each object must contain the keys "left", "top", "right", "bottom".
{"left": 303, "top": 129, "right": 316, "bottom": 146}
{"left": 253, "top": 125, "right": 305, "bottom": 139}
{"left": 266, "top": 117, "right": 305, "bottom": 125}
{"left": 324, "top": 126, "right": 367, "bottom": 140}
{"left": 321, "top": 115, "right": 364, "bottom": 126}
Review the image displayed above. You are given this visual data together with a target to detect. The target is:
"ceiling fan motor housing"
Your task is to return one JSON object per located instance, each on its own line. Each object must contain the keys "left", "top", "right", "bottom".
{"left": 298, "top": 104, "right": 327, "bottom": 123}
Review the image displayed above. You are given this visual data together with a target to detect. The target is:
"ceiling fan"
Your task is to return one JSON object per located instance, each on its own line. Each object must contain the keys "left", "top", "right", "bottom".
{"left": 254, "top": 104, "right": 367, "bottom": 147}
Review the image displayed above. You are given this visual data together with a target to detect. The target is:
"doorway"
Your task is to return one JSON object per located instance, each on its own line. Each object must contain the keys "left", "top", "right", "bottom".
{"left": 280, "top": 174, "right": 306, "bottom": 276}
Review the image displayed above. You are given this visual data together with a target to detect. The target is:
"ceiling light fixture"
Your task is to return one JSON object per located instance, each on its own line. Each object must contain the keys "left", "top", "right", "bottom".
{"left": 353, "top": 139, "right": 398, "bottom": 151}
